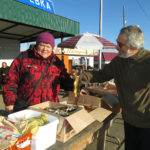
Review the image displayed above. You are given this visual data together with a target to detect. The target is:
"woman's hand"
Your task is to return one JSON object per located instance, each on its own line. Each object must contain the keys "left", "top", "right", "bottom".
{"left": 5, "top": 105, "right": 14, "bottom": 114}
{"left": 80, "top": 89, "right": 89, "bottom": 96}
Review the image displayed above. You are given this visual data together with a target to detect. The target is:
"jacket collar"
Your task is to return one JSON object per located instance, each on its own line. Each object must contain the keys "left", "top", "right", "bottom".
{"left": 117, "top": 48, "right": 146, "bottom": 61}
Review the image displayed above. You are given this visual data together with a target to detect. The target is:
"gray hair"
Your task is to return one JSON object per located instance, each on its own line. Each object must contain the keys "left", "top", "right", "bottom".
{"left": 120, "top": 25, "right": 144, "bottom": 50}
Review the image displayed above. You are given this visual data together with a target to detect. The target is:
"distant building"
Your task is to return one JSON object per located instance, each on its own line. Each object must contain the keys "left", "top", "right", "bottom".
{"left": 0, "top": 0, "right": 79, "bottom": 68}
{"left": 94, "top": 52, "right": 118, "bottom": 68}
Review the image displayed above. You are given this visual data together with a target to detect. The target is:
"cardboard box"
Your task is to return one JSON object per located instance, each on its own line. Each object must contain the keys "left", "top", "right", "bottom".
{"left": 29, "top": 101, "right": 95, "bottom": 143}
{"left": 85, "top": 87, "right": 119, "bottom": 108}
{"left": 8, "top": 109, "right": 59, "bottom": 150}
{"left": 0, "top": 138, "right": 12, "bottom": 150}
{"left": 68, "top": 92, "right": 112, "bottom": 123}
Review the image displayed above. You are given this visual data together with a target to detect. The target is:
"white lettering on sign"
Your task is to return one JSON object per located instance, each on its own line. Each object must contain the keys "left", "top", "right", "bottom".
{"left": 30, "top": 0, "right": 34, "bottom": 3}
{"left": 16, "top": 0, "right": 54, "bottom": 13}
{"left": 40, "top": 0, "right": 46, "bottom": 8}
{"left": 54, "top": 48, "right": 98, "bottom": 56}
{"left": 28, "top": 0, "right": 52, "bottom": 10}
{"left": 35, "top": 0, "right": 40, "bottom": 5}
{"left": 47, "top": 2, "right": 51, "bottom": 10}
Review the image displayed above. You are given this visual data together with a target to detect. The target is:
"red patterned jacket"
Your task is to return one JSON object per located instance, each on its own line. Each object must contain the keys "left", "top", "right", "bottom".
{"left": 3, "top": 48, "right": 74, "bottom": 106}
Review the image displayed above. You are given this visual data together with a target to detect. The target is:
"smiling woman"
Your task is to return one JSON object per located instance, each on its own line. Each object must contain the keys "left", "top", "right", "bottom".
{"left": 3, "top": 32, "right": 74, "bottom": 113}
{"left": 36, "top": 32, "right": 55, "bottom": 58}
{"left": 37, "top": 43, "right": 53, "bottom": 59}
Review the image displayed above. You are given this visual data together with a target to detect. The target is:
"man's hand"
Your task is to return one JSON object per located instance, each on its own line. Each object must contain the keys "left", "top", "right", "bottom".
{"left": 111, "top": 104, "right": 121, "bottom": 114}
{"left": 67, "top": 91, "right": 73, "bottom": 97}
{"left": 80, "top": 89, "right": 89, "bottom": 96}
{"left": 5, "top": 105, "right": 14, "bottom": 114}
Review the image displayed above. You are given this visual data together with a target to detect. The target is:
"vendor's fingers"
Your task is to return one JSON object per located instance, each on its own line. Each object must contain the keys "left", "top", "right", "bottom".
{"left": 111, "top": 104, "right": 121, "bottom": 114}
{"left": 5, "top": 105, "right": 14, "bottom": 113}
{"left": 80, "top": 89, "right": 89, "bottom": 96}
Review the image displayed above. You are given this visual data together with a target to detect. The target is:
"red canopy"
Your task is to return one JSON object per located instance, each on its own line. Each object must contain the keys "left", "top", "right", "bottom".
{"left": 94, "top": 52, "right": 118, "bottom": 61}
{"left": 57, "top": 33, "right": 116, "bottom": 50}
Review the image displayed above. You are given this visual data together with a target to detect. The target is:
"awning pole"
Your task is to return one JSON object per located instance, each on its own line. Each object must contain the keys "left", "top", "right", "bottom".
{"left": 99, "top": 0, "right": 103, "bottom": 37}
{"left": 99, "top": 50, "right": 102, "bottom": 69}
{"left": 86, "top": 50, "right": 88, "bottom": 70}
{"left": 99, "top": 0, "right": 103, "bottom": 69}
{"left": 61, "top": 37, "right": 64, "bottom": 63}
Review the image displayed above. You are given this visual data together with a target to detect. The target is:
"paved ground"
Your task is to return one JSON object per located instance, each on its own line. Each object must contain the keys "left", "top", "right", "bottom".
{"left": 104, "top": 113, "right": 125, "bottom": 150}
{"left": 84, "top": 112, "right": 125, "bottom": 150}
{"left": 0, "top": 91, "right": 125, "bottom": 150}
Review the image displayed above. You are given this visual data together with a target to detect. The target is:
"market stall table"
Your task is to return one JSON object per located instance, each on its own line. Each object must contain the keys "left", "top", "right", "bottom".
{"left": 47, "top": 113, "right": 115, "bottom": 150}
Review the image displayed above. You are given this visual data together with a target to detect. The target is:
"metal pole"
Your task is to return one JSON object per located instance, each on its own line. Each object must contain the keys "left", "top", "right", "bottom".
{"left": 123, "top": 5, "right": 126, "bottom": 27}
{"left": 99, "top": 0, "right": 103, "bottom": 37}
{"left": 86, "top": 50, "right": 88, "bottom": 70}
{"left": 99, "top": 0, "right": 103, "bottom": 69}
{"left": 61, "top": 37, "right": 64, "bottom": 63}
{"left": 99, "top": 50, "right": 102, "bottom": 69}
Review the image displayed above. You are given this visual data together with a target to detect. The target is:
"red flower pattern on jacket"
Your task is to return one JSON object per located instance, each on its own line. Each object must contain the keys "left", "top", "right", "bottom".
{"left": 3, "top": 48, "right": 73, "bottom": 106}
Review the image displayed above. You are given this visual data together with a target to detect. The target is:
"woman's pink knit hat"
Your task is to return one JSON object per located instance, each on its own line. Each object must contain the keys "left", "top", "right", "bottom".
{"left": 36, "top": 32, "right": 55, "bottom": 49}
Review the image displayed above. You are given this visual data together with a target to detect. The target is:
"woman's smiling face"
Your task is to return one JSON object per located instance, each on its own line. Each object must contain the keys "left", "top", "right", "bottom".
{"left": 37, "top": 42, "right": 53, "bottom": 58}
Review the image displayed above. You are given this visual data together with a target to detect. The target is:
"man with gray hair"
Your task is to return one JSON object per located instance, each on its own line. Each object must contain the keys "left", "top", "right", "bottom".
{"left": 117, "top": 25, "right": 144, "bottom": 58}
{"left": 80, "top": 25, "right": 150, "bottom": 149}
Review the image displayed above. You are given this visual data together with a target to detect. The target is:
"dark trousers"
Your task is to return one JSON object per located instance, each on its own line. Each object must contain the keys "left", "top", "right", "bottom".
{"left": 124, "top": 121, "right": 150, "bottom": 150}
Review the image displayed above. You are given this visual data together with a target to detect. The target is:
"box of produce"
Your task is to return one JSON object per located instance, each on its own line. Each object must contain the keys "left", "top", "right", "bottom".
{"left": 8, "top": 110, "right": 59, "bottom": 150}
{"left": 29, "top": 102, "right": 95, "bottom": 143}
